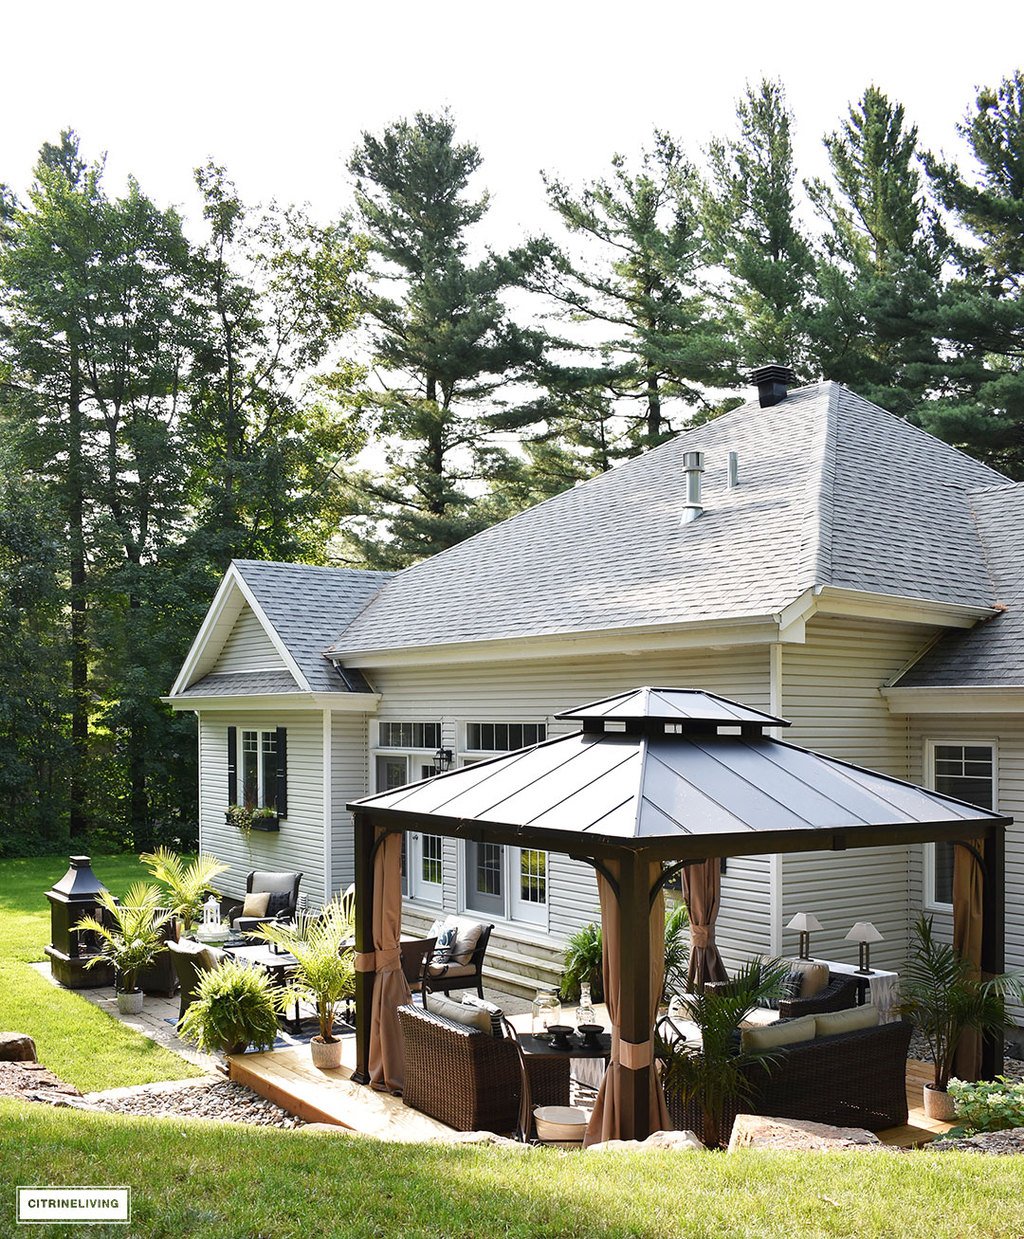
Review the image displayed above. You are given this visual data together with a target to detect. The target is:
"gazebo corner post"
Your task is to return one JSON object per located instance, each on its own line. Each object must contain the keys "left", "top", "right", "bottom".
{"left": 352, "top": 809, "right": 376, "bottom": 1086}
{"left": 981, "top": 826, "right": 1006, "bottom": 1080}
{"left": 618, "top": 851, "right": 654, "bottom": 1142}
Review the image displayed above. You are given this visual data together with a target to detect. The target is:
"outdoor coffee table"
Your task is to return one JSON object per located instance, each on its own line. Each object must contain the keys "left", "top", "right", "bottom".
{"left": 224, "top": 943, "right": 307, "bottom": 1034}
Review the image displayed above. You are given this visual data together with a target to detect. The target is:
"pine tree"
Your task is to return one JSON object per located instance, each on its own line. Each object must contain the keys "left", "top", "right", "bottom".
{"left": 922, "top": 72, "right": 1024, "bottom": 476}
{"left": 806, "top": 87, "right": 947, "bottom": 414}
{"left": 343, "top": 112, "right": 544, "bottom": 568}
{"left": 536, "top": 132, "right": 734, "bottom": 456}
{"left": 703, "top": 79, "right": 814, "bottom": 373}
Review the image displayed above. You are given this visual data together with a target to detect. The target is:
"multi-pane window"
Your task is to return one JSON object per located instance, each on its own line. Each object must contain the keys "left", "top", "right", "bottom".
{"left": 421, "top": 835, "right": 443, "bottom": 886}
{"left": 466, "top": 722, "right": 546, "bottom": 752}
{"left": 241, "top": 730, "right": 277, "bottom": 810}
{"left": 476, "top": 843, "right": 503, "bottom": 896}
{"left": 378, "top": 721, "right": 441, "bottom": 750}
{"left": 519, "top": 849, "right": 547, "bottom": 904}
{"left": 929, "top": 743, "right": 995, "bottom": 905}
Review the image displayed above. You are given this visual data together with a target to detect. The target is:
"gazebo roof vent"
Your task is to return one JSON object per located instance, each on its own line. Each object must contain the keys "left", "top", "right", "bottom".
{"left": 555, "top": 686, "right": 789, "bottom": 735}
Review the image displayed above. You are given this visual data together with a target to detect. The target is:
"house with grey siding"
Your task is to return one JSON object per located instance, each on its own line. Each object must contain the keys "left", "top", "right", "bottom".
{"left": 167, "top": 377, "right": 1024, "bottom": 1012}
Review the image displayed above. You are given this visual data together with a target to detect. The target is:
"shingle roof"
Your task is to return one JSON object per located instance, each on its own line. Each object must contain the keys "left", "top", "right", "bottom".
{"left": 179, "top": 671, "right": 301, "bottom": 697}
{"left": 895, "top": 482, "right": 1024, "bottom": 688}
{"left": 327, "top": 382, "right": 1005, "bottom": 657}
{"left": 232, "top": 561, "right": 392, "bottom": 693}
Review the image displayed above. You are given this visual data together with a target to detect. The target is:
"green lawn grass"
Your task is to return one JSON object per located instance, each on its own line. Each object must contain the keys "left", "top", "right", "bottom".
{"left": 0, "top": 855, "right": 202, "bottom": 1092}
{"left": 0, "top": 1102, "right": 1022, "bottom": 1239}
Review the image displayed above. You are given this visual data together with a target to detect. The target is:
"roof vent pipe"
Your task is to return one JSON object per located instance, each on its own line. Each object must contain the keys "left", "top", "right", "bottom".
{"left": 681, "top": 450, "right": 704, "bottom": 524}
{"left": 750, "top": 364, "right": 797, "bottom": 408}
{"left": 728, "top": 451, "right": 739, "bottom": 488}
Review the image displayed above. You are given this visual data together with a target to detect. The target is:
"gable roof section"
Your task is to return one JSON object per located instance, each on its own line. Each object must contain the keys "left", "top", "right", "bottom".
{"left": 327, "top": 382, "right": 1005, "bottom": 659}
{"left": 170, "top": 561, "right": 392, "bottom": 698}
{"left": 895, "top": 481, "right": 1024, "bottom": 689}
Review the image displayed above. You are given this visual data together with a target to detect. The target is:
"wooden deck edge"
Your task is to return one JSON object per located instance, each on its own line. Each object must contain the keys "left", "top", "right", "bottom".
{"left": 228, "top": 1054, "right": 352, "bottom": 1129}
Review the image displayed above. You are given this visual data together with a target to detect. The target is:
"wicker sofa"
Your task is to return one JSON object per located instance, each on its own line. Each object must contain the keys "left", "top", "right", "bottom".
{"left": 706, "top": 968, "right": 860, "bottom": 1025}
{"left": 398, "top": 1003, "right": 569, "bottom": 1134}
{"left": 664, "top": 1018, "right": 912, "bottom": 1143}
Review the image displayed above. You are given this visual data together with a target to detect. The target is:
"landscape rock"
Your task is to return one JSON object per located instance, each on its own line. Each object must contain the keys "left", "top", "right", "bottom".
{"left": 931, "top": 1127, "right": 1024, "bottom": 1155}
{"left": 0, "top": 1061, "right": 80, "bottom": 1099}
{"left": 727, "top": 1114, "right": 883, "bottom": 1153}
{"left": 586, "top": 1129, "right": 703, "bottom": 1153}
{"left": 0, "top": 1033, "right": 37, "bottom": 1062}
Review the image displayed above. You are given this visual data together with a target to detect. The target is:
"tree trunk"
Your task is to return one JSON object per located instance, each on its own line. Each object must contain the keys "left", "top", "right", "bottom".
{"left": 646, "top": 369, "right": 662, "bottom": 442}
{"left": 68, "top": 347, "right": 89, "bottom": 838}
{"left": 128, "top": 589, "right": 151, "bottom": 851}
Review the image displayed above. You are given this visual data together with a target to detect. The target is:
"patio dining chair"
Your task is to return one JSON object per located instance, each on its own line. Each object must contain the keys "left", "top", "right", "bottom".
{"left": 400, "top": 936, "right": 437, "bottom": 994}
{"left": 165, "top": 938, "right": 225, "bottom": 1022}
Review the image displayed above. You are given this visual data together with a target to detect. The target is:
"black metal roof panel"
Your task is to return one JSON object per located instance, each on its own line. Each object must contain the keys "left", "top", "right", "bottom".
{"left": 556, "top": 686, "right": 789, "bottom": 727}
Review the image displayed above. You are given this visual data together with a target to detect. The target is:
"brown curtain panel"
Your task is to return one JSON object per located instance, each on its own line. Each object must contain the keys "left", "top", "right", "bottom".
{"left": 584, "top": 859, "right": 670, "bottom": 1145}
{"left": 683, "top": 858, "right": 729, "bottom": 990}
{"left": 368, "top": 829, "right": 412, "bottom": 1093}
{"left": 953, "top": 838, "right": 985, "bottom": 1081}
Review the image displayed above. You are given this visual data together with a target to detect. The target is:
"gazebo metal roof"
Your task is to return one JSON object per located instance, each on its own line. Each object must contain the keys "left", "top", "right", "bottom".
{"left": 352, "top": 686, "right": 1006, "bottom": 860}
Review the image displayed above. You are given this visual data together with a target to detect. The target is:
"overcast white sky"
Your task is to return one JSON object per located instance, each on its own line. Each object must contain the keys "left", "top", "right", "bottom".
{"left": 4, "top": 0, "right": 1024, "bottom": 246}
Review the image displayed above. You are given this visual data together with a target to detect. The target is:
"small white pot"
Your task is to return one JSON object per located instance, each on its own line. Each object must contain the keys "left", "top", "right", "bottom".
{"left": 116, "top": 989, "right": 144, "bottom": 1016}
{"left": 923, "top": 1084, "right": 957, "bottom": 1122}
{"left": 310, "top": 1036, "right": 343, "bottom": 1070}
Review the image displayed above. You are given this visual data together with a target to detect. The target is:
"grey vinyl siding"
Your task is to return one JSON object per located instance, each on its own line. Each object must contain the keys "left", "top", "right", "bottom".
{"left": 214, "top": 605, "right": 287, "bottom": 674}
{"left": 907, "top": 713, "right": 1024, "bottom": 1023}
{"left": 777, "top": 616, "right": 937, "bottom": 971}
{"left": 330, "top": 712, "right": 369, "bottom": 895}
{"left": 198, "top": 709, "right": 327, "bottom": 902}
{"left": 367, "top": 647, "right": 773, "bottom": 962}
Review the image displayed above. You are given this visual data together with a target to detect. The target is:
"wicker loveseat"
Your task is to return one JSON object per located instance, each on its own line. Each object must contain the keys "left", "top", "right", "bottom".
{"left": 398, "top": 1003, "right": 569, "bottom": 1134}
{"left": 664, "top": 1018, "right": 912, "bottom": 1143}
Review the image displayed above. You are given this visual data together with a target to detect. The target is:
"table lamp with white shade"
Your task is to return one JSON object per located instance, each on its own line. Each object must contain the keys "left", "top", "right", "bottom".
{"left": 786, "top": 911, "right": 823, "bottom": 960}
{"left": 845, "top": 921, "right": 883, "bottom": 974}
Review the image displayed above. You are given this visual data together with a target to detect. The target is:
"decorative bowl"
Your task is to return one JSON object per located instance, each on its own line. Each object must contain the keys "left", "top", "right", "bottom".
{"left": 534, "top": 1105, "right": 588, "bottom": 1142}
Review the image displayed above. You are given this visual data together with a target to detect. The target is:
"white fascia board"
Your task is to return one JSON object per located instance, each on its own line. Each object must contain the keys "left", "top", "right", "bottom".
{"left": 169, "top": 567, "right": 246, "bottom": 697}
{"left": 331, "top": 615, "right": 788, "bottom": 669}
{"left": 162, "top": 692, "right": 381, "bottom": 713}
{"left": 883, "top": 686, "right": 1024, "bottom": 715}
{"left": 230, "top": 570, "right": 312, "bottom": 692}
{"left": 814, "top": 585, "right": 993, "bottom": 630}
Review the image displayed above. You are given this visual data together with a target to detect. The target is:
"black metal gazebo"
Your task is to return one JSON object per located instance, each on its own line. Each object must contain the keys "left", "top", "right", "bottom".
{"left": 349, "top": 687, "right": 1009, "bottom": 1141}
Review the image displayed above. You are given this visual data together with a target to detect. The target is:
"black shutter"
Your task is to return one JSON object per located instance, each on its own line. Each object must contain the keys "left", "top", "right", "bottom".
{"left": 275, "top": 727, "right": 287, "bottom": 819}
{"left": 227, "top": 726, "right": 237, "bottom": 806}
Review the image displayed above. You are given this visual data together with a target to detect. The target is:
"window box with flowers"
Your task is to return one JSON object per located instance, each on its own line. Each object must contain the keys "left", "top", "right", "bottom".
{"left": 225, "top": 804, "right": 281, "bottom": 833}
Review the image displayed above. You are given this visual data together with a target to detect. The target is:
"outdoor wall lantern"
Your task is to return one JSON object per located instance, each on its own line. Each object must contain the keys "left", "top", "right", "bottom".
{"left": 786, "top": 911, "right": 823, "bottom": 960}
{"left": 434, "top": 747, "right": 454, "bottom": 772}
{"left": 845, "top": 921, "right": 884, "bottom": 974}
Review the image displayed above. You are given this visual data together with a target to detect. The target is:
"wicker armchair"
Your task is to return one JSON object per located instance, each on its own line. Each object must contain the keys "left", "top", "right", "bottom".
{"left": 225, "top": 870, "right": 303, "bottom": 936}
{"left": 663, "top": 1020, "right": 912, "bottom": 1144}
{"left": 398, "top": 1003, "right": 569, "bottom": 1134}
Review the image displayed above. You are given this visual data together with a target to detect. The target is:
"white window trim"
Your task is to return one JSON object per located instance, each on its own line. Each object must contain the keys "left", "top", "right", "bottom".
{"left": 376, "top": 719, "right": 442, "bottom": 755}
{"left": 241, "top": 728, "right": 277, "bottom": 810}
{"left": 923, "top": 737, "right": 998, "bottom": 913}
{"left": 460, "top": 719, "right": 547, "bottom": 756}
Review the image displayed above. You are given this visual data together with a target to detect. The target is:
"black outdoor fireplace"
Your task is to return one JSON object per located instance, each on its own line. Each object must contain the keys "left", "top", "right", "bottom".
{"left": 44, "top": 855, "right": 115, "bottom": 988}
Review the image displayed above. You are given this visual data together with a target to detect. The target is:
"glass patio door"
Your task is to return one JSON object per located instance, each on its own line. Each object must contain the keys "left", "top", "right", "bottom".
{"left": 509, "top": 847, "right": 547, "bottom": 925}
{"left": 465, "top": 840, "right": 505, "bottom": 916}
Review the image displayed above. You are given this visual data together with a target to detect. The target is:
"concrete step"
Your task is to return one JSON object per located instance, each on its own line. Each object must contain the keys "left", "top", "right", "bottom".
{"left": 482, "top": 963, "right": 560, "bottom": 1003}
{"left": 485, "top": 943, "right": 563, "bottom": 991}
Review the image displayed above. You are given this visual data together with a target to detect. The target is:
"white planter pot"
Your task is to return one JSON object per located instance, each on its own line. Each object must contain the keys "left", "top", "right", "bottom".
{"left": 116, "top": 989, "right": 144, "bottom": 1016}
{"left": 310, "top": 1036, "right": 343, "bottom": 1070}
{"left": 923, "top": 1084, "right": 957, "bottom": 1122}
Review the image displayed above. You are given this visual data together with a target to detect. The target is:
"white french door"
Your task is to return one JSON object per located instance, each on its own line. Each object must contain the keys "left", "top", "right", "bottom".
{"left": 375, "top": 754, "right": 444, "bottom": 904}
{"left": 463, "top": 842, "right": 548, "bottom": 927}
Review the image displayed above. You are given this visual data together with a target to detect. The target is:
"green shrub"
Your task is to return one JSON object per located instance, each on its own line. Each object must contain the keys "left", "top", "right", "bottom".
{"left": 178, "top": 958, "right": 283, "bottom": 1055}
{"left": 947, "top": 1075, "right": 1024, "bottom": 1136}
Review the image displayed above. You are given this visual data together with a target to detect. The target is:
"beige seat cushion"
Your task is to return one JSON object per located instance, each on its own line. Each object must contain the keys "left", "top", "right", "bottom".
{"left": 740, "top": 1014, "right": 817, "bottom": 1053}
{"left": 740, "top": 1007, "right": 782, "bottom": 1029}
{"left": 815, "top": 1005, "right": 880, "bottom": 1038}
{"left": 425, "top": 991, "right": 491, "bottom": 1035}
{"left": 786, "top": 960, "right": 829, "bottom": 999}
{"left": 241, "top": 891, "right": 270, "bottom": 919}
{"left": 426, "top": 961, "right": 475, "bottom": 979}
{"left": 444, "top": 917, "right": 485, "bottom": 965}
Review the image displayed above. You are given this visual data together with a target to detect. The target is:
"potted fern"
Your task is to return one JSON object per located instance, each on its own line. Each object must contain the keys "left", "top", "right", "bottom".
{"left": 257, "top": 895, "right": 355, "bottom": 1069}
{"left": 178, "top": 958, "right": 283, "bottom": 1056}
{"left": 77, "top": 883, "right": 173, "bottom": 1014}
{"left": 559, "top": 923, "right": 604, "bottom": 1003}
{"left": 141, "top": 848, "right": 229, "bottom": 938}
{"left": 899, "top": 914, "right": 1024, "bottom": 1121}
{"left": 660, "top": 957, "right": 790, "bottom": 1148}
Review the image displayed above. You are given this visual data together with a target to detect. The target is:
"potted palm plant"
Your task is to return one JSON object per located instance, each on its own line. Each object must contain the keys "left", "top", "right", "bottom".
{"left": 899, "top": 914, "right": 1024, "bottom": 1121}
{"left": 660, "top": 957, "right": 790, "bottom": 1148}
{"left": 141, "top": 848, "right": 229, "bottom": 938}
{"left": 559, "top": 922, "right": 604, "bottom": 1003}
{"left": 77, "top": 883, "right": 173, "bottom": 1014}
{"left": 257, "top": 895, "right": 355, "bottom": 1069}
{"left": 178, "top": 958, "right": 283, "bottom": 1056}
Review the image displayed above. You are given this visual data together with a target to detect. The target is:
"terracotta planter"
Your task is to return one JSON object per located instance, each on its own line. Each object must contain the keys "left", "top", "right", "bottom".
{"left": 310, "top": 1036, "right": 343, "bottom": 1070}
{"left": 116, "top": 989, "right": 144, "bottom": 1016}
{"left": 923, "top": 1084, "right": 957, "bottom": 1122}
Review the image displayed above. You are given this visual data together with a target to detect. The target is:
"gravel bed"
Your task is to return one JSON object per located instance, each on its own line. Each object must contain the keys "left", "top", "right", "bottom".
{"left": 906, "top": 1031, "right": 1024, "bottom": 1082}
{"left": 931, "top": 1127, "right": 1024, "bottom": 1155}
{"left": 88, "top": 1079, "right": 305, "bottom": 1128}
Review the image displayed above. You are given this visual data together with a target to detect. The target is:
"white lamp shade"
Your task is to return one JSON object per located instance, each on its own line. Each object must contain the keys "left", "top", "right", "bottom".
{"left": 787, "top": 912, "right": 823, "bottom": 933}
{"left": 845, "top": 921, "right": 883, "bottom": 944}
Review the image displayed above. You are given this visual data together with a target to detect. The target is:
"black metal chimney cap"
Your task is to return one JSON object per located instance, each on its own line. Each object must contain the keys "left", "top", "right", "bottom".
{"left": 749, "top": 364, "right": 797, "bottom": 408}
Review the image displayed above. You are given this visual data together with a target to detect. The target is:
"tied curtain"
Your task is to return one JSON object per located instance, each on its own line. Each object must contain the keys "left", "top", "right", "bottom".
{"left": 683, "top": 859, "right": 728, "bottom": 990}
{"left": 367, "top": 829, "right": 412, "bottom": 1093}
{"left": 583, "top": 858, "right": 670, "bottom": 1146}
{"left": 953, "top": 838, "right": 985, "bottom": 1081}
